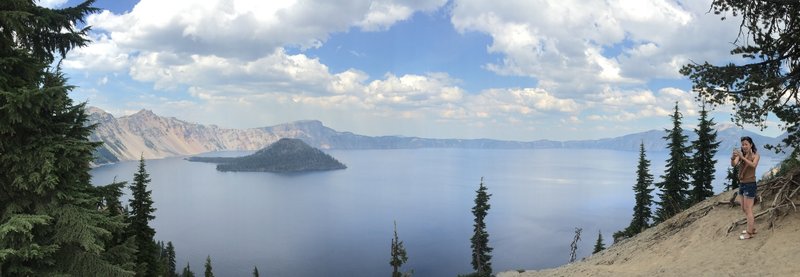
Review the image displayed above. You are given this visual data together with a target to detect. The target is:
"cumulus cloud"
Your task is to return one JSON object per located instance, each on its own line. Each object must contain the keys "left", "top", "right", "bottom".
{"left": 64, "top": 34, "right": 130, "bottom": 71}
{"left": 126, "top": 48, "right": 333, "bottom": 92}
{"left": 462, "top": 88, "right": 579, "bottom": 124}
{"left": 61, "top": 0, "right": 757, "bottom": 140}
{"left": 67, "top": 0, "right": 447, "bottom": 65}
{"left": 364, "top": 73, "right": 464, "bottom": 108}
{"left": 35, "top": 0, "right": 67, "bottom": 8}
{"left": 582, "top": 86, "right": 699, "bottom": 122}
{"left": 450, "top": 0, "right": 742, "bottom": 95}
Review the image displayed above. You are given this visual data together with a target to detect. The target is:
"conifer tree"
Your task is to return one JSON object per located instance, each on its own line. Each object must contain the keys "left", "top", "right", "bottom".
{"left": 681, "top": 0, "right": 800, "bottom": 152}
{"left": 725, "top": 166, "right": 739, "bottom": 191}
{"left": 253, "top": 266, "right": 259, "bottom": 277}
{"left": 165, "top": 242, "right": 177, "bottom": 277}
{"left": 155, "top": 241, "right": 168, "bottom": 275}
{"left": 469, "top": 177, "right": 492, "bottom": 277}
{"left": 181, "top": 263, "right": 195, "bottom": 277}
{"left": 616, "top": 142, "right": 654, "bottom": 242}
{"left": 390, "top": 221, "right": 408, "bottom": 277}
{"left": 96, "top": 181, "right": 137, "bottom": 272}
{"left": 98, "top": 180, "right": 127, "bottom": 217}
{"left": 128, "top": 156, "right": 158, "bottom": 276}
{"left": 0, "top": 0, "right": 136, "bottom": 275}
{"left": 690, "top": 103, "right": 720, "bottom": 205}
{"left": 204, "top": 255, "right": 214, "bottom": 277}
{"left": 655, "top": 103, "right": 692, "bottom": 223}
{"left": 592, "top": 230, "right": 605, "bottom": 254}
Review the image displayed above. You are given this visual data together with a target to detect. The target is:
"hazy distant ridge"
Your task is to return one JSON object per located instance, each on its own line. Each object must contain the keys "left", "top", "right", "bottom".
{"left": 87, "top": 107, "right": 787, "bottom": 164}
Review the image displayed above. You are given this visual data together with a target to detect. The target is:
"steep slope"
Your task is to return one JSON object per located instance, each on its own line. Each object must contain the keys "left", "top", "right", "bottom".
{"left": 499, "top": 169, "right": 800, "bottom": 277}
{"left": 88, "top": 108, "right": 276, "bottom": 162}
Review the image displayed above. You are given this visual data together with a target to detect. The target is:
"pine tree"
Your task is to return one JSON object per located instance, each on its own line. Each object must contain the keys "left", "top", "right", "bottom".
{"left": 155, "top": 241, "right": 168, "bottom": 276}
{"left": 681, "top": 0, "right": 800, "bottom": 152}
{"left": 655, "top": 102, "right": 692, "bottom": 223}
{"left": 469, "top": 177, "right": 493, "bottom": 277}
{"left": 725, "top": 166, "right": 740, "bottom": 191}
{"left": 616, "top": 142, "right": 654, "bottom": 242}
{"left": 689, "top": 103, "right": 720, "bottom": 205}
{"left": 97, "top": 180, "right": 127, "bottom": 217}
{"left": 96, "top": 181, "right": 137, "bottom": 271}
{"left": 253, "top": 266, "right": 260, "bottom": 277}
{"left": 390, "top": 221, "right": 409, "bottom": 277}
{"left": 592, "top": 230, "right": 605, "bottom": 254}
{"left": 204, "top": 255, "right": 215, "bottom": 277}
{"left": 181, "top": 263, "right": 195, "bottom": 277}
{"left": 128, "top": 156, "right": 158, "bottom": 276}
{"left": 0, "top": 0, "right": 135, "bottom": 275}
{"left": 166, "top": 242, "right": 177, "bottom": 277}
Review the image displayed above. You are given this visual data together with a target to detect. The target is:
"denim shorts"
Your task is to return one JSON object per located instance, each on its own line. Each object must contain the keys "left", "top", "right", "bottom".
{"left": 739, "top": 182, "right": 757, "bottom": 198}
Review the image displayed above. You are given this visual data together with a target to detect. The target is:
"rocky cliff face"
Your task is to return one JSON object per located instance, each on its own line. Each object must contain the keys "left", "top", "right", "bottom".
{"left": 87, "top": 107, "right": 280, "bottom": 164}
{"left": 86, "top": 107, "right": 790, "bottom": 165}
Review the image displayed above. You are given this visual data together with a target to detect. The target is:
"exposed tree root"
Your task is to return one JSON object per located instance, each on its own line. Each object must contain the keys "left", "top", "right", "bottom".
{"left": 726, "top": 168, "right": 800, "bottom": 234}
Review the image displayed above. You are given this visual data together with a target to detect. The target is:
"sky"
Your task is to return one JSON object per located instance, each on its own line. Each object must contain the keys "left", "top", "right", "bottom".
{"left": 46, "top": 0, "right": 785, "bottom": 140}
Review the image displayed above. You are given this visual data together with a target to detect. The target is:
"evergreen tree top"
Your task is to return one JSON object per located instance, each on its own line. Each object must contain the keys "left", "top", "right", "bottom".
{"left": 204, "top": 255, "right": 214, "bottom": 277}
{"left": 0, "top": 1, "right": 136, "bottom": 276}
{"left": 593, "top": 230, "right": 606, "bottom": 254}
{"left": 0, "top": 0, "right": 99, "bottom": 64}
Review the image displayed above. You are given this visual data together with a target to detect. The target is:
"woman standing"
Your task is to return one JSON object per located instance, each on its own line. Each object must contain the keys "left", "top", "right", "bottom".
{"left": 733, "top": 136, "right": 760, "bottom": 240}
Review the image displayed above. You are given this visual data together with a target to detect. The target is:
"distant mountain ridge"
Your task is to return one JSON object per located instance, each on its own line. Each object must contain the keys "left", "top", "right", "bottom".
{"left": 86, "top": 107, "right": 790, "bottom": 164}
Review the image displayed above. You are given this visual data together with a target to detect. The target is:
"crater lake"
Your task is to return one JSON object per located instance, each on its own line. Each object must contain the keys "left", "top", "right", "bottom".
{"left": 89, "top": 148, "right": 780, "bottom": 276}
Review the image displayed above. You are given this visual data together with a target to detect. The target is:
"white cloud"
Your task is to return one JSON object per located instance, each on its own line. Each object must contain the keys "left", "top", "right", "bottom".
{"left": 357, "top": 0, "right": 448, "bottom": 31}
{"left": 35, "top": 0, "right": 67, "bottom": 8}
{"left": 365, "top": 73, "right": 464, "bottom": 107}
{"left": 587, "top": 88, "right": 656, "bottom": 106}
{"left": 450, "top": 0, "right": 742, "bottom": 95}
{"left": 328, "top": 70, "right": 369, "bottom": 94}
{"left": 468, "top": 88, "right": 579, "bottom": 118}
{"left": 67, "top": 0, "right": 448, "bottom": 66}
{"left": 356, "top": 2, "right": 414, "bottom": 31}
{"left": 580, "top": 86, "right": 702, "bottom": 122}
{"left": 63, "top": 0, "right": 766, "bottom": 141}
{"left": 127, "top": 48, "right": 332, "bottom": 92}
{"left": 64, "top": 34, "right": 130, "bottom": 71}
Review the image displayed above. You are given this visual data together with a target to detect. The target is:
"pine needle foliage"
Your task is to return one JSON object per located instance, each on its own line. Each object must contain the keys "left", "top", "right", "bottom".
{"left": 592, "top": 230, "right": 605, "bottom": 254}
{"left": 390, "top": 221, "right": 408, "bottom": 277}
{"left": 181, "top": 262, "right": 195, "bottom": 277}
{"left": 689, "top": 103, "right": 720, "bottom": 205}
{"left": 725, "top": 166, "right": 740, "bottom": 191}
{"left": 616, "top": 142, "right": 656, "bottom": 243}
{"left": 681, "top": 0, "right": 800, "bottom": 153}
{"left": 469, "top": 177, "right": 492, "bottom": 277}
{"left": 655, "top": 103, "right": 692, "bottom": 223}
{"left": 1, "top": 0, "right": 133, "bottom": 275}
{"left": 128, "top": 156, "right": 158, "bottom": 276}
{"left": 204, "top": 255, "right": 214, "bottom": 277}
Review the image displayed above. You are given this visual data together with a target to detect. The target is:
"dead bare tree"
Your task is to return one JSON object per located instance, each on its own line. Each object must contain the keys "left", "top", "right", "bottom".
{"left": 569, "top": 227, "right": 582, "bottom": 263}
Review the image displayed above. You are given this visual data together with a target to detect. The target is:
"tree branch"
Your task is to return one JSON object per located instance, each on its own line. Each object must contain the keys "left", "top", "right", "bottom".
{"left": 763, "top": 0, "right": 800, "bottom": 6}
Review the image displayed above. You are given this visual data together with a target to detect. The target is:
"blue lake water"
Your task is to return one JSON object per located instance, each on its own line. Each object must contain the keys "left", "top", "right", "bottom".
{"left": 89, "top": 149, "right": 780, "bottom": 276}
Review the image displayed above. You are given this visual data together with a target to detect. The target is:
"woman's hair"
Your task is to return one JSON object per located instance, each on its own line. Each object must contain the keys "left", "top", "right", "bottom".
{"left": 741, "top": 136, "right": 757, "bottom": 153}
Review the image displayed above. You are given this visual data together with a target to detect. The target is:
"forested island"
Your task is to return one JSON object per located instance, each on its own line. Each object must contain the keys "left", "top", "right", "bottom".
{"left": 188, "top": 138, "right": 347, "bottom": 173}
